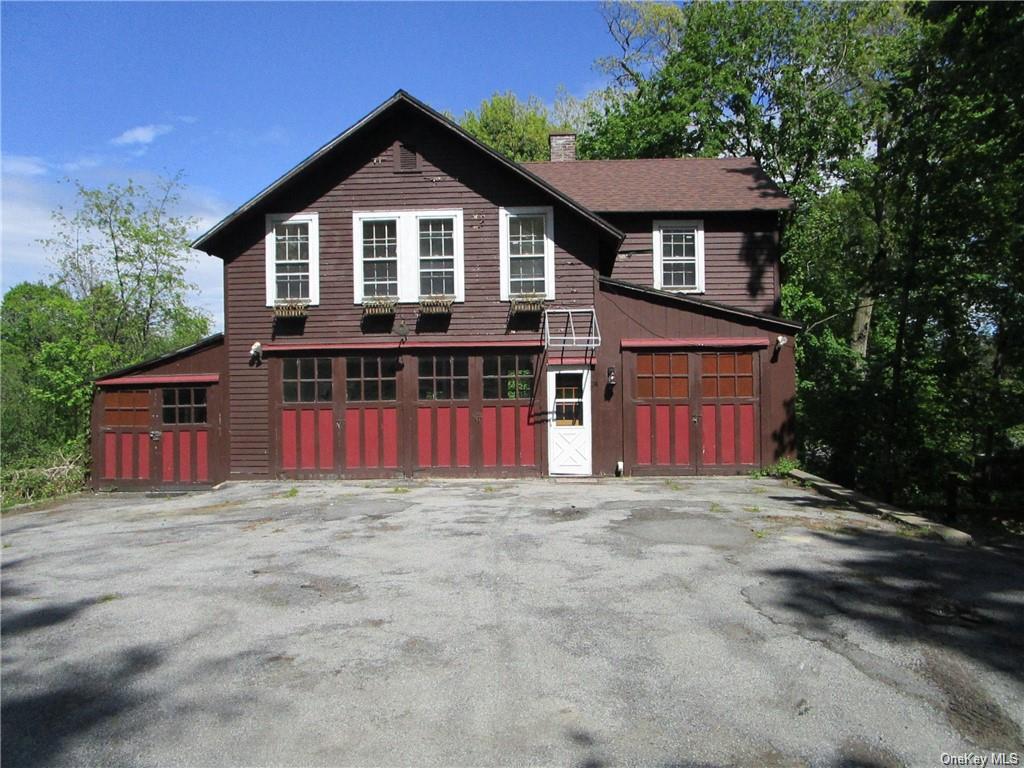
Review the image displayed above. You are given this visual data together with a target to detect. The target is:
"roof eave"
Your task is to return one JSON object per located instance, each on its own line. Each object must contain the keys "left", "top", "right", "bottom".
{"left": 192, "top": 90, "right": 624, "bottom": 254}
{"left": 94, "top": 332, "right": 225, "bottom": 384}
{"left": 599, "top": 277, "right": 802, "bottom": 332}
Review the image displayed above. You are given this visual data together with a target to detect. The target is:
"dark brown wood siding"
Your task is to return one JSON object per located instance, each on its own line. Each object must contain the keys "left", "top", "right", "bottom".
{"left": 592, "top": 281, "right": 796, "bottom": 476}
{"left": 91, "top": 338, "right": 228, "bottom": 486}
{"left": 603, "top": 212, "right": 781, "bottom": 314}
{"left": 216, "top": 105, "right": 603, "bottom": 477}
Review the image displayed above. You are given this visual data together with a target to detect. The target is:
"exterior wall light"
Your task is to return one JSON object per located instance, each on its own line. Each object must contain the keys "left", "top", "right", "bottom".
{"left": 607, "top": 366, "right": 617, "bottom": 386}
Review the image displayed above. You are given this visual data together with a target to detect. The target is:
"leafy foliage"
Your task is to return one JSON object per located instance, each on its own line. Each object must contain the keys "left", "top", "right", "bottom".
{"left": 583, "top": 0, "right": 1024, "bottom": 509}
{"left": 459, "top": 91, "right": 570, "bottom": 162}
{"left": 1, "top": 176, "right": 210, "bottom": 504}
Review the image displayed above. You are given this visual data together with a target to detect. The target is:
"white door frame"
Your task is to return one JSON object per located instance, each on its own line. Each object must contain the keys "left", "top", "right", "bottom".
{"left": 546, "top": 366, "right": 592, "bottom": 476}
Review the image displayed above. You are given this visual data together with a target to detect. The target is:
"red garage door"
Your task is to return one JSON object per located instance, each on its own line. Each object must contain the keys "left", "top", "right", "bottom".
{"left": 627, "top": 350, "right": 759, "bottom": 475}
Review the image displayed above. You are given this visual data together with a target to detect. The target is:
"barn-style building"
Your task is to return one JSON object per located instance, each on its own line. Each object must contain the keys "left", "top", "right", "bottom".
{"left": 92, "top": 90, "right": 799, "bottom": 488}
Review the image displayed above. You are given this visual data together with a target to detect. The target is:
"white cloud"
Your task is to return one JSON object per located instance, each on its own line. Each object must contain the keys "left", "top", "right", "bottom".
{"left": 3, "top": 154, "right": 49, "bottom": 177}
{"left": 1, "top": 166, "right": 228, "bottom": 331}
{"left": 62, "top": 155, "right": 104, "bottom": 173}
{"left": 111, "top": 123, "right": 173, "bottom": 146}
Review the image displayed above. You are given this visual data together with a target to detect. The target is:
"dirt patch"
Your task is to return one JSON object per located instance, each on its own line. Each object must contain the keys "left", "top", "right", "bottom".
{"left": 541, "top": 505, "right": 589, "bottom": 522}
{"left": 922, "top": 649, "right": 1024, "bottom": 751}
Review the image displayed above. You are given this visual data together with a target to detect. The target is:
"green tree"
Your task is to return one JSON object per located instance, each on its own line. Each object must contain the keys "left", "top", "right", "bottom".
{"left": 459, "top": 91, "right": 569, "bottom": 162}
{"left": 1, "top": 176, "right": 211, "bottom": 502}
{"left": 42, "top": 174, "right": 208, "bottom": 361}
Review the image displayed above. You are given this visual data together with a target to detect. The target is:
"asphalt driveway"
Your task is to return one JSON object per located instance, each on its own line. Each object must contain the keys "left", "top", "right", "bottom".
{"left": 2, "top": 478, "right": 1022, "bottom": 767}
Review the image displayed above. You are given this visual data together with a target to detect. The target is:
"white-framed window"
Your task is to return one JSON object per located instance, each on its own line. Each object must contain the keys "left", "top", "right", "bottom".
{"left": 653, "top": 219, "right": 704, "bottom": 293}
{"left": 499, "top": 206, "right": 555, "bottom": 301}
{"left": 265, "top": 213, "right": 320, "bottom": 306}
{"left": 352, "top": 210, "right": 464, "bottom": 303}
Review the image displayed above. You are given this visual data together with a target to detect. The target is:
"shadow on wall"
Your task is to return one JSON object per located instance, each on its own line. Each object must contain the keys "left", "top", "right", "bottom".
{"left": 771, "top": 396, "right": 797, "bottom": 462}
{"left": 739, "top": 228, "right": 780, "bottom": 315}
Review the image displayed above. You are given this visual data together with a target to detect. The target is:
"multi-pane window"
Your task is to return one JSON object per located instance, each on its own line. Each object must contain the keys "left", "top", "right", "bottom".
{"left": 661, "top": 227, "right": 697, "bottom": 289}
{"left": 553, "top": 372, "right": 584, "bottom": 426}
{"left": 418, "top": 218, "right": 455, "bottom": 296}
{"left": 362, "top": 220, "right": 399, "bottom": 298}
{"left": 635, "top": 353, "right": 689, "bottom": 399}
{"left": 266, "top": 213, "right": 319, "bottom": 305}
{"left": 346, "top": 356, "right": 398, "bottom": 402}
{"left": 483, "top": 354, "right": 535, "bottom": 400}
{"left": 508, "top": 214, "right": 547, "bottom": 296}
{"left": 701, "top": 352, "right": 754, "bottom": 398}
{"left": 162, "top": 387, "right": 208, "bottom": 424}
{"left": 273, "top": 221, "right": 310, "bottom": 300}
{"left": 655, "top": 220, "right": 704, "bottom": 292}
{"left": 104, "top": 390, "right": 149, "bottom": 427}
{"left": 418, "top": 355, "right": 469, "bottom": 400}
{"left": 283, "top": 358, "right": 332, "bottom": 403}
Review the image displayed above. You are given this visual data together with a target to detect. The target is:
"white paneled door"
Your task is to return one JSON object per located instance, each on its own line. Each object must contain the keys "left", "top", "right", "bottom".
{"left": 547, "top": 367, "right": 592, "bottom": 475}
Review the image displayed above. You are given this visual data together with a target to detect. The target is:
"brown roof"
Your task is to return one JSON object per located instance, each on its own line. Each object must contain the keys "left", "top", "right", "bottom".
{"left": 521, "top": 157, "right": 792, "bottom": 213}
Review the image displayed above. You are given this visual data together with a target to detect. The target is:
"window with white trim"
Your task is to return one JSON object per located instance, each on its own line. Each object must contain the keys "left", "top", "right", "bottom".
{"left": 418, "top": 218, "right": 455, "bottom": 296}
{"left": 653, "top": 219, "right": 704, "bottom": 293}
{"left": 499, "top": 206, "right": 555, "bottom": 300}
{"left": 265, "top": 213, "right": 320, "bottom": 305}
{"left": 352, "top": 210, "right": 464, "bottom": 303}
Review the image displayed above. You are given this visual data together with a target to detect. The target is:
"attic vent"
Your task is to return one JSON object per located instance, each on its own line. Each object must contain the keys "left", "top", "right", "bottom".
{"left": 395, "top": 142, "right": 420, "bottom": 173}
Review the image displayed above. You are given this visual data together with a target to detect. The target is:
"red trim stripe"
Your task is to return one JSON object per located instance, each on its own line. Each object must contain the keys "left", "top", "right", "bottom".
{"left": 264, "top": 339, "right": 543, "bottom": 352}
{"left": 622, "top": 338, "right": 771, "bottom": 350}
{"left": 97, "top": 374, "right": 219, "bottom": 386}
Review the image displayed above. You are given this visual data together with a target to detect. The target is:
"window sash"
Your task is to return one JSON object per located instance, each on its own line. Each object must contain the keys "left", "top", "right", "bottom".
{"left": 660, "top": 227, "right": 698, "bottom": 289}
{"left": 418, "top": 218, "right": 456, "bottom": 296}
{"left": 362, "top": 220, "right": 399, "bottom": 298}
{"left": 283, "top": 358, "right": 332, "bottom": 404}
{"left": 507, "top": 214, "right": 547, "bottom": 296}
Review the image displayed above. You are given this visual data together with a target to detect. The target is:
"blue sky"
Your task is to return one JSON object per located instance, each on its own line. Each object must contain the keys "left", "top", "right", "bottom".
{"left": 1, "top": 1, "right": 616, "bottom": 327}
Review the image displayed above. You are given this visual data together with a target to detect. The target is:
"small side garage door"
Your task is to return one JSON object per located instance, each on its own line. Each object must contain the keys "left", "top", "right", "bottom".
{"left": 98, "top": 384, "right": 219, "bottom": 486}
{"left": 625, "top": 350, "right": 760, "bottom": 475}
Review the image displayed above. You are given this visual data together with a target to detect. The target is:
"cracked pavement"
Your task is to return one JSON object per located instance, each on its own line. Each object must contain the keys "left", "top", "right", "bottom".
{"left": 2, "top": 477, "right": 1022, "bottom": 767}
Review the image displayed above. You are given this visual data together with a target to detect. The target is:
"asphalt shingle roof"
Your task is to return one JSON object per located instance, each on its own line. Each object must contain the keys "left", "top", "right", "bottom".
{"left": 522, "top": 157, "right": 792, "bottom": 213}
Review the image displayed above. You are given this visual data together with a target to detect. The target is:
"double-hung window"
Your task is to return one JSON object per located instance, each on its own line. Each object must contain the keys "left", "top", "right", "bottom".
{"left": 653, "top": 219, "right": 705, "bottom": 293}
{"left": 265, "top": 213, "right": 320, "bottom": 305}
{"left": 418, "top": 218, "right": 455, "bottom": 296}
{"left": 361, "top": 219, "right": 399, "bottom": 298}
{"left": 353, "top": 210, "right": 464, "bottom": 303}
{"left": 499, "top": 207, "right": 555, "bottom": 300}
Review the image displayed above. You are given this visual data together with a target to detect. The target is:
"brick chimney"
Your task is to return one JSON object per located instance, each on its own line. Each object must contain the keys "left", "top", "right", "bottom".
{"left": 549, "top": 133, "right": 577, "bottom": 162}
